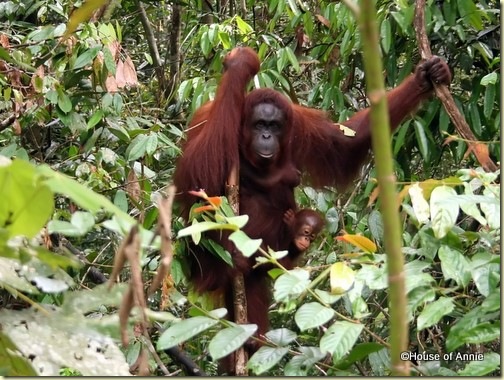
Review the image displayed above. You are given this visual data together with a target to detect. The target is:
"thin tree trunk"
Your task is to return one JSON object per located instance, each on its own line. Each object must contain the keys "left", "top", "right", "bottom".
{"left": 354, "top": 0, "right": 409, "bottom": 375}
{"left": 239, "top": 0, "right": 246, "bottom": 18}
{"left": 202, "top": 0, "right": 214, "bottom": 24}
{"left": 133, "top": 0, "right": 167, "bottom": 96}
{"left": 226, "top": 166, "right": 248, "bottom": 376}
{"left": 167, "top": 3, "right": 182, "bottom": 100}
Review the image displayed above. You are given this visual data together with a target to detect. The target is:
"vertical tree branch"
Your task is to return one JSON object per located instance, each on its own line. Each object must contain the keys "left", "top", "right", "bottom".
{"left": 356, "top": 0, "right": 409, "bottom": 375}
{"left": 202, "top": 0, "right": 214, "bottom": 24}
{"left": 226, "top": 166, "right": 248, "bottom": 376}
{"left": 166, "top": 2, "right": 182, "bottom": 100}
{"left": 133, "top": 0, "right": 167, "bottom": 96}
{"left": 239, "top": 0, "right": 246, "bottom": 19}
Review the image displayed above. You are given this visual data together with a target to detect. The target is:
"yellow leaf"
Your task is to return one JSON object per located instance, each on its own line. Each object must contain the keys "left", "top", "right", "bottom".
{"left": 65, "top": 0, "right": 108, "bottom": 37}
{"left": 336, "top": 234, "right": 377, "bottom": 253}
{"left": 330, "top": 262, "right": 355, "bottom": 295}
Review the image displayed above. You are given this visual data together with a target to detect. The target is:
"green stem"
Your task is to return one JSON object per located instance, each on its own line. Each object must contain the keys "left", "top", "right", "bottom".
{"left": 356, "top": 0, "right": 409, "bottom": 375}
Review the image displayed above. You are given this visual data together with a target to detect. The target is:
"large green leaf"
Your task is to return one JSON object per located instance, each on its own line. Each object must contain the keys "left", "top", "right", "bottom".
{"left": 458, "top": 352, "right": 500, "bottom": 376}
{"left": 208, "top": 324, "right": 257, "bottom": 360}
{"left": 430, "top": 185, "right": 459, "bottom": 238}
{"left": 0, "top": 159, "right": 54, "bottom": 239}
{"left": 417, "top": 297, "right": 454, "bottom": 330}
{"left": 295, "top": 302, "right": 335, "bottom": 331}
{"left": 157, "top": 309, "right": 227, "bottom": 350}
{"left": 320, "top": 321, "right": 363, "bottom": 361}
{"left": 247, "top": 346, "right": 289, "bottom": 375}
{"left": 438, "top": 246, "right": 471, "bottom": 287}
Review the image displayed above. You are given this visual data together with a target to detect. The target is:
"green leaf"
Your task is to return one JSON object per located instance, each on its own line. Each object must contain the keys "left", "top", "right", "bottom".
{"left": 430, "top": 185, "right": 459, "bottom": 238}
{"left": 483, "top": 83, "right": 496, "bottom": 119}
{"left": 103, "top": 45, "right": 116, "bottom": 75}
{"left": 481, "top": 290, "right": 500, "bottom": 312}
{"left": 0, "top": 159, "right": 54, "bottom": 239}
{"left": 126, "top": 134, "right": 148, "bottom": 161}
{"left": 320, "top": 321, "right": 363, "bottom": 361}
{"left": 417, "top": 297, "right": 454, "bottom": 330}
{"left": 413, "top": 120, "right": 429, "bottom": 161}
{"left": 458, "top": 352, "right": 500, "bottom": 376}
{"left": 295, "top": 302, "right": 335, "bottom": 331}
{"left": 264, "top": 328, "right": 297, "bottom": 346}
{"left": 285, "top": 46, "right": 300, "bottom": 74}
{"left": 218, "top": 31, "right": 231, "bottom": 49}
{"left": 273, "top": 269, "right": 310, "bottom": 302}
{"left": 28, "top": 25, "right": 55, "bottom": 42}
{"left": 325, "top": 207, "right": 339, "bottom": 234}
{"left": 438, "top": 246, "right": 471, "bottom": 287}
{"left": 71, "top": 211, "right": 95, "bottom": 233}
{"left": 314, "top": 289, "right": 342, "bottom": 304}
{"left": 380, "top": 19, "right": 391, "bottom": 54}
{"left": 208, "top": 324, "right": 257, "bottom": 360}
{"left": 0, "top": 332, "right": 38, "bottom": 375}
{"left": 202, "top": 239, "right": 233, "bottom": 266}
{"left": 446, "top": 307, "right": 480, "bottom": 352}
{"left": 480, "top": 72, "right": 498, "bottom": 86}
{"left": 57, "top": 92, "right": 72, "bottom": 113}
{"left": 276, "top": 48, "right": 289, "bottom": 73}
{"left": 336, "top": 342, "right": 385, "bottom": 370}
{"left": 407, "top": 286, "right": 436, "bottom": 319}
{"left": 458, "top": 0, "right": 483, "bottom": 30}
{"left": 0, "top": 46, "right": 11, "bottom": 61}
{"left": 178, "top": 221, "right": 235, "bottom": 239}
{"left": 285, "top": 346, "right": 325, "bottom": 376}
{"left": 229, "top": 230, "right": 262, "bottom": 258}
{"left": 38, "top": 165, "right": 133, "bottom": 223}
{"left": 73, "top": 46, "right": 101, "bottom": 69}
{"left": 235, "top": 16, "right": 253, "bottom": 35}
{"left": 247, "top": 346, "right": 289, "bottom": 375}
{"left": 34, "top": 248, "right": 81, "bottom": 271}
{"left": 47, "top": 220, "right": 81, "bottom": 236}
{"left": 480, "top": 185, "right": 500, "bottom": 230}
{"left": 114, "top": 190, "right": 128, "bottom": 213}
{"left": 408, "top": 183, "right": 430, "bottom": 223}
{"left": 200, "top": 31, "right": 211, "bottom": 57}
{"left": 112, "top": 93, "right": 123, "bottom": 114}
{"left": 458, "top": 183, "right": 487, "bottom": 225}
{"left": 145, "top": 134, "right": 158, "bottom": 156}
{"left": 330, "top": 262, "right": 355, "bottom": 295}
{"left": 368, "top": 210, "right": 384, "bottom": 242}
{"left": 157, "top": 316, "right": 220, "bottom": 350}
{"left": 224, "top": 214, "right": 249, "bottom": 229}
{"left": 391, "top": 11, "right": 409, "bottom": 34}
{"left": 357, "top": 265, "right": 387, "bottom": 290}
{"left": 462, "top": 322, "right": 500, "bottom": 346}
{"left": 87, "top": 110, "right": 104, "bottom": 129}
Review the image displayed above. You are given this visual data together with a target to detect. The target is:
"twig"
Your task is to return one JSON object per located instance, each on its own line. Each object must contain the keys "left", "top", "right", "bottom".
{"left": 0, "top": 113, "right": 16, "bottom": 132}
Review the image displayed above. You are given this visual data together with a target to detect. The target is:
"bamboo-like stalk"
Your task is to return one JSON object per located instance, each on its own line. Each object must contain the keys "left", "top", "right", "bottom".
{"left": 356, "top": 0, "right": 409, "bottom": 375}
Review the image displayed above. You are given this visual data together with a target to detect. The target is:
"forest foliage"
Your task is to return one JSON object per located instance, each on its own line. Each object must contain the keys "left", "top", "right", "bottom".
{"left": 0, "top": 0, "right": 500, "bottom": 376}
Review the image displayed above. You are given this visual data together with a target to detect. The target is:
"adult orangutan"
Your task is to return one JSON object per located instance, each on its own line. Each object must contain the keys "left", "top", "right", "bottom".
{"left": 173, "top": 47, "right": 451, "bottom": 348}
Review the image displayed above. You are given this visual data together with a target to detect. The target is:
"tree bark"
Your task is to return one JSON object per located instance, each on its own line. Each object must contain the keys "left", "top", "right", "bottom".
{"left": 134, "top": 0, "right": 167, "bottom": 96}
{"left": 167, "top": 3, "right": 182, "bottom": 100}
